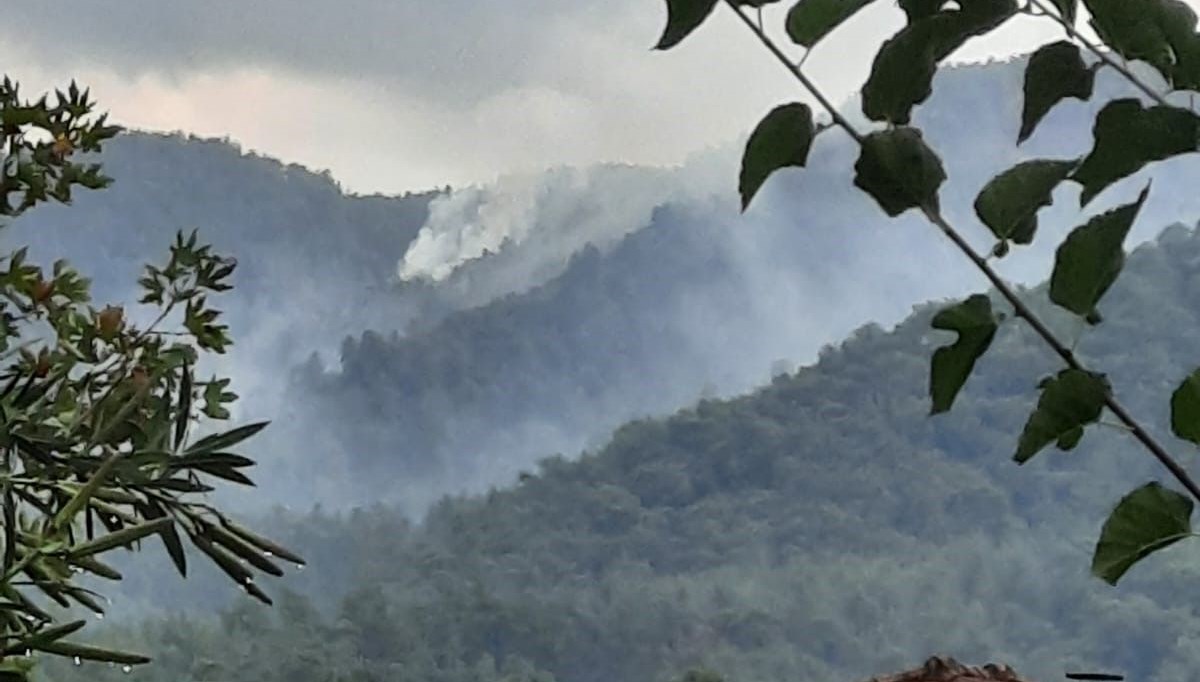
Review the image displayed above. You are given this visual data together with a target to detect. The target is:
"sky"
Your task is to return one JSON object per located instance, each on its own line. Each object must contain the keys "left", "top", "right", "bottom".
{"left": 0, "top": 1, "right": 1091, "bottom": 194}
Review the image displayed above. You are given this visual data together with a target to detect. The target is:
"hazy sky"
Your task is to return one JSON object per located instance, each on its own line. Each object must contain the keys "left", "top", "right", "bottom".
{"left": 0, "top": 2, "right": 1098, "bottom": 194}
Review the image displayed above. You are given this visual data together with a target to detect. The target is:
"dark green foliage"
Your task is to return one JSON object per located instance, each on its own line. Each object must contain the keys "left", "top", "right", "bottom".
{"left": 974, "top": 158, "right": 1078, "bottom": 247}
{"left": 929, "top": 295, "right": 998, "bottom": 414}
{"left": 654, "top": 0, "right": 718, "bottom": 49}
{"left": 1014, "top": 369, "right": 1110, "bottom": 463}
{"left": 853, "top": 127, "right": 946, "bottom": 215}
{"left": 739, "top": 103, "right": 815, "bottom": 210}
{"left": 786, "top": 0, "right": 876, "bottom": 47}
{"left": 1050, "top": 186, "right": 1149, "bottom": 322}
{"left": 1083, "top": 0, "right": 1200, "bottom": 90}
{"left": 45, "top": 222, "right": 1200, "bottom": 682}
{"left": 1170, "top": 369, "right": 1200, "bottom": 444}
{"left": 1071, "top": 100, "right": 1200, "bottom": 206}
{"left": 1093, "top": 482, "right": 1193, "bottom": 584}
{"left": 1019, "top": 41, "right": 1095, "bottom": 144}
{"left": 861, "top": 0, "right": 1016, "bottom": 124}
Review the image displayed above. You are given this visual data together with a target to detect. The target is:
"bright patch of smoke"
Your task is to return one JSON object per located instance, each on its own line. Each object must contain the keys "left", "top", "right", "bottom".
{"left": 397, "top": 160, "right": 726, "bottom": 294}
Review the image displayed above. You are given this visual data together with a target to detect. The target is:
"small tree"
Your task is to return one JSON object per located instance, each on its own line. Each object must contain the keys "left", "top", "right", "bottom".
{"left": 653, "top": 0, "right": 1200, "bottom": 586}
{"left": 0, "top": 79, "right": 301, "bottom": 679}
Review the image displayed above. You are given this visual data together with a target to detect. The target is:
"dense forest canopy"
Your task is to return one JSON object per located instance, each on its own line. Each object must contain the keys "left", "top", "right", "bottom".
{"left": 19, "top": 58, "right": 1200, "bottom": 516}
{"left": 40, "top": 218, "right": 1200, "bottom": 682}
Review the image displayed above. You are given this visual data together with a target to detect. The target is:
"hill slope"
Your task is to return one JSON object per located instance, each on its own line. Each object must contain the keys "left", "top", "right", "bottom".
{"left": 291, "top": 57, "right": 1200, "bottom": 508}
{"left": 53, "top": 220, "right": 1200, "bottom": 682}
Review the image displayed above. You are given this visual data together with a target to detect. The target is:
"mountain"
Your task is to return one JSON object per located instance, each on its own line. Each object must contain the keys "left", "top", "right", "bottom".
{"left": 11, "top": 57, "right": 1200, "bottom": 514}
{"left": 44, "top": 219, "right": 1200, "bottom": 682}
{"left": 288, "top": 56, "right": 1200, "bottom": 509}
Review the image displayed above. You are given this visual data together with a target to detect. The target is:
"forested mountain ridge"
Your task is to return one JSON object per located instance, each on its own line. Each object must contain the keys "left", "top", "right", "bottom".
{"left": 290, "top": 56, "right": 1200, "bottom": 509}
{"left": 49, "top": 220, "right": 1200, "bottom": 682}
{"left": 8, "top": 59, "right": 1200, "bottom": 513}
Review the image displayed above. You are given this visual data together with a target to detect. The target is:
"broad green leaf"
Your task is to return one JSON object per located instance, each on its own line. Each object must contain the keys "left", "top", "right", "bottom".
{"left": 974, "top": 158, "right": 1077, "bottom": 246}
{"left": 36, "top": 640, "right": 150, "bottom": 665}
{"left": 1072, "top": 100, "right": 1200, "bottom": 206}
{"left": 740, "top": 103, "right": 816, "bottom": 210}
{"left": 862, "top": 0, "right": 1016, "bottom": 124}
{"left": 929, "top": 295, "right": 998, "bottom": 414}
{"left": 898, "top": 0, "right": 942, "bottom": 21}
{"left": 1171, "top": 369, "right": 1200, "bottom": 444}
{"left": 786, "top": 0, "right": 876, "bottom": 47}
{"left": 1049, "top": 186, "right": 1148, "bottom": 322}
{"left": 66, "top": 517, "right": 174, "bottom": 559}
{"left": 1084, "top": 0, "right": 1200, "bottom": 90}
{"left": 1014, "top": 369, "right": 1109, "bottom": 463}
{"left": 853, "top": 127, "right": 946, "bottom": 216}
{"left": 185, "top": 421, "right": 268, "bottom": 456}
{"left": 1019, "top": 41, "right": 1095, "bottom": 144}
{"left": 1093, "top": 482, "right": 1193, "bottom": 585}
{"left": 654, "top": 0, "right": 718, "bottom": 50}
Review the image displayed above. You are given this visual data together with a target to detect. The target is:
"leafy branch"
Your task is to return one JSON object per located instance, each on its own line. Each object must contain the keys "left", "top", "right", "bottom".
{"left": 655, "top": 0, "right": 1200, "bottom": 585}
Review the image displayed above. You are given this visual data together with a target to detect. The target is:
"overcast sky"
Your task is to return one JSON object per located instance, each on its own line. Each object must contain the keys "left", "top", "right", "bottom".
{"left": 0, "top": 2, "right": 1104, "bottom": 194}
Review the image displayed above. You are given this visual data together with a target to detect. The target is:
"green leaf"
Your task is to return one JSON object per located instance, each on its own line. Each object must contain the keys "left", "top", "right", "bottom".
{"left": 0, "top": 619, "right": 85, "bottom": 656}
{"left": 201, "top": 522, "right": 284, "bottom": 577}
{"left": 974, "top": 159, "right": 1077, "bottom": 246}
{"left": 1083, "top": 0, "right": 1200, "bottom": 90}
{"left": 1071, "top": 100, "right": 1200, "bottom": 206}
{"left": 51, "top": 452, "right": 121, "bottom": 531}
{"left": 36, "top": 640, "right": 150, "bottom": 665}
{"left": 654, "top": 0, "right": 719, "bottom": 50}
{"left": 1014, "top": 369, "right": 1110, "bottom": 463}
{"left": 1019, "top": 41, "right": 1095, "bottom": 144}
{"left": 1049, "top": 185, "right": 1149, "bottom": 321}
{"left": 1093, "top": 482, "right": 1193, "bottom": 585}
{"left": 786, "top": 0, "right": 876, "bottom": 47}
{"left": 66, "top": 517, "right": 174, "bottom": 559}
{"left": 929, "top": 295, "right": 998, "bottom": 414}
{"left": 739, "top": 103, "right": 816, "bottom": 210}
{"left": 853, "top": 127, "right": 946, "bottom": 216}
{"left": 1171, "top": 368, "right": 1200, "bottom": 444}
{"left": 222, "top": 520, "right": 306, "bottom": 566}
{"left": 862, "top": 0, "right": 1016, "bottom": 124}
{"left": 185, "top": 421, "right": 268, "bottom": 456}
{"left": 174, "top": 362, "right": 191, "bottom": 451}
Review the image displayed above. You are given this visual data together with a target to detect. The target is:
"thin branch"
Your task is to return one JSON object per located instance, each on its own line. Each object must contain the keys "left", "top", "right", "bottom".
{"left": 721, "top": 0, "right": 1200, "bottom": 504}
{"left": 1025, "top": 0, "right": 1172, "bottom": 106}
{"left": 723, "top": 0, "right": 865, "bottom": 144}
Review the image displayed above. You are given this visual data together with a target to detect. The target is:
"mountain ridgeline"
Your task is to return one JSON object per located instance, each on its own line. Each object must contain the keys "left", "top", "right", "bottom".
{"left": 44, "top": 220, "right": 1200, "bottom": 682}
{"left": 8, "top": 57, "right": 1200, "bottom": 510}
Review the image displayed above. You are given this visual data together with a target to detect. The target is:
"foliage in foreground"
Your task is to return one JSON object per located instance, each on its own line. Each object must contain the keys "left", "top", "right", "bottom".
{"left": 43, "top": 221, "right": 1200, "bottom": 682}
{"left": 0, "top": 81, "right": 299, "bottom": 678}
{"left": 655, "top": 0, "right": 1200, "bottom": 584}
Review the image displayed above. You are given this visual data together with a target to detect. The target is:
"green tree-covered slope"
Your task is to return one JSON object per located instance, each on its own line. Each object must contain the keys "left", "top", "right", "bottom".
{"left": 46, "top": 221, "right": 1200, "bottom": 682}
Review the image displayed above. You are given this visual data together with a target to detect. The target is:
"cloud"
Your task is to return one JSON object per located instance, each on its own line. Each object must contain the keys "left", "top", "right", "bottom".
{"left": 0, "top": 2, "right": 1135, "bottom": 196}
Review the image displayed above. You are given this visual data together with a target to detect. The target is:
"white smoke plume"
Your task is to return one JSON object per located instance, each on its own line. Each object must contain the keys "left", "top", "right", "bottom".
{"left": 397, "top": 159, "right": 728, "bottom": 294}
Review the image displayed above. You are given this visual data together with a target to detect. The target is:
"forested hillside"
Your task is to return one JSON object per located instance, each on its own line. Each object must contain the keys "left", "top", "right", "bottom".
{"left": 46, "top": 221, "right": 1200, "bottom": 682}
{"left": 287, "top": 57, "right": 1200, "bottom": 508}
{"left": 11, "top": 60, "right": 1200, "bottom": 516}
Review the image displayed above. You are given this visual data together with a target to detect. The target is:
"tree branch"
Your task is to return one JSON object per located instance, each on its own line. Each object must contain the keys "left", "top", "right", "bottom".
{"left": 721, "top": 0, "right": 1200, "bottom": 503}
